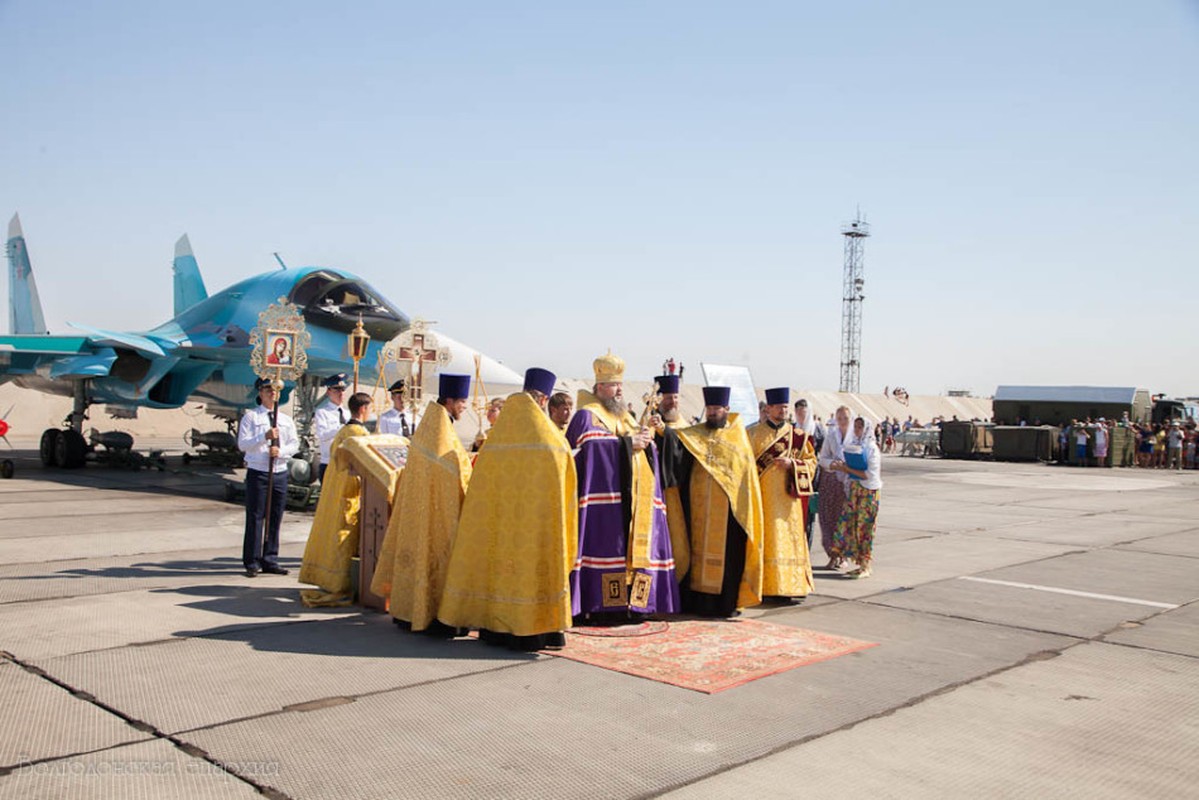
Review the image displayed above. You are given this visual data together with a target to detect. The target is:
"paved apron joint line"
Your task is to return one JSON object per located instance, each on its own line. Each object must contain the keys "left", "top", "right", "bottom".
{"left": 636, "top": 644, "right": 1079, "bottom": 800}
{"left": 2, "top": 652, "right": 288, "bottom": 796}
{"left": 654, "top": 579, "right": 1195, "bottom": 797}
{"left": 173, "top": 657, "right": 536, "bottom": 736}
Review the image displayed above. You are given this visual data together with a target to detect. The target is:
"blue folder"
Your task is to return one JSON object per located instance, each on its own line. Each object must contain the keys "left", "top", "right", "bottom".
{"left": 843, "top": 447, "right": 868, "bottom": 480}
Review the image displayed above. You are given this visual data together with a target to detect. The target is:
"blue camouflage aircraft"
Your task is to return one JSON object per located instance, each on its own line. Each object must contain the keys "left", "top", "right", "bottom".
{"left": 1, "top": 214, "right": 521, "bottom": 468}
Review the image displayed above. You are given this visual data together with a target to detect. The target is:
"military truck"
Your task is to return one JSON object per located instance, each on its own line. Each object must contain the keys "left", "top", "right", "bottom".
{"left": 1151, "top": 397, "right": 1197, "bottom": 426}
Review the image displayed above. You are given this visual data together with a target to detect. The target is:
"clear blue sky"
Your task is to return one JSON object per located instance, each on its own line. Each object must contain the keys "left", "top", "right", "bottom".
{"left": 2, "top": 1, "right": 1196, "bottom": 396}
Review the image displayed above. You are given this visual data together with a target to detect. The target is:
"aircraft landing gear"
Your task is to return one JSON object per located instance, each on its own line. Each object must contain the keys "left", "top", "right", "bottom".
{"left": 58, "top": 429, "right": 88, "bottom": 468}
{"left": 39, "top": 428, "right": 87, "bottom": 468}
{"left": 39, "top": 429, "right": 59, "bottom": 467}
{"left": 39, "top": 379, "right": 92, "bottom": 469}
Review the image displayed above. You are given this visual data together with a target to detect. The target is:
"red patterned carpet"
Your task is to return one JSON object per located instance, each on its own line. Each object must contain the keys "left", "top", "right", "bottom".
{"left": 550, "top": 618, "right": 877, "bottom": 693}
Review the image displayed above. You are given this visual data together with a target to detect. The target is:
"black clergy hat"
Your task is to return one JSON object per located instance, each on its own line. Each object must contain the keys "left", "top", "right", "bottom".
{"left": 388, "top": 379, "right": 405, "bottom": 394}
{"left": 702, "top": 386, "right": 731, "bottom": 407}
{"left": 656, "top": 375, "right": 680, "bottom": 394}
{"left": 439, "top": 373, "right": 471, "bottom": 399}
{"left": 523, "top": 367, "right": 556, "bottom": 397}
{"left": 765, "top": 387, "right": 790, "bottom": 405}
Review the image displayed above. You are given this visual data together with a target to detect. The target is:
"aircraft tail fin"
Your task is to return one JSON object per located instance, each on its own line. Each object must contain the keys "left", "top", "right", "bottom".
{"left": 173, "top": 234, "right": 208, "bottom": 315}
{"left": 6, "top": 214, "right": 48, "bottom": 335}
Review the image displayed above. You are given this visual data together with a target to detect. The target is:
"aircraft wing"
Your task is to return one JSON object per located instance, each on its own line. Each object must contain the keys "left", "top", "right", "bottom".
{"left": 0, "top": 334, "right": 119, "bottom": 380}
{"left": 0, "top": 330, "right": 236, "bottom": 408}
{"left": 65, "top": 324, "right": 169, "bottom": 357}
{"left": 0, "top": 334, "right": 91, "bottom": 355}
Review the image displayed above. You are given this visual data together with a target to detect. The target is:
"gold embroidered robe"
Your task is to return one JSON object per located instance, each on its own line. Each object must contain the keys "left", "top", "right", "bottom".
{"left": 299, "top": 422, "right": 371, "bottom": 599}
{"left": 674, "top": 415, "right": 764, "bottom": 609}
{"left": 747, "top": 422, "right": 816, "bottom": 597}
{"left": 438, "top": 392, "right": 578, "bottom": 636}
{"left": 371, "top": 403, "right": 472, "bottom": 630}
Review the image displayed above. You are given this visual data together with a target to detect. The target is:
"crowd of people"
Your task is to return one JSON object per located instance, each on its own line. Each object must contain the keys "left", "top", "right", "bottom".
{"left": 1058, "top": 416, "right": 1198, "bottom": 469}
{"left": 240, "top": 354, "right": 885, "bottom": 651}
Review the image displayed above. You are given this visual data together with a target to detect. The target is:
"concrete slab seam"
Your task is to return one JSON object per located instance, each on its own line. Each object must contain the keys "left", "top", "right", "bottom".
{"left": 859, "top": 598, "right": 1095, "bottom": 642}
{"left": 981, "top": 530, "right": 1190, "bottom": 548}
{"left": 1097, "top": 597, "right": 1199, "bottom": 661}
{"left": 1099, "top": 636, "right": 1199, "bottom": 663}
{"left": 0, "top": 583, "right": 189, "bottom": 608}
{"left": 814, "top": 542, "right": 1093, "bottom": 605}
{"left": 635, "top": 642, "right": 1084, "bottom": 800}
{"left": 22, "top": 615, "right": 342, "bottom": 660}
{"left": 0, "top": 547, "right": 235, "bottom": 570}
{"left": 841, "top": 533, "right": 1182, "bottom": 608}
{"left": 752, "top": 597, "right": 850, "bottom": 620}
{"left": 170, "top": 657, "right": 537, "bottom": 737}
{"left": 0, "top": 652, "right": 284, "bottom": 797}
{"left": 864, "top": 594, "right": 1188, "bottom": 662}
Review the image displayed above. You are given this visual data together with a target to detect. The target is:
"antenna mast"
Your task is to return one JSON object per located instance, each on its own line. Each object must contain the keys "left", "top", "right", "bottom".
{"left": 839, "top": 211, "right": 870, "bottom": 393}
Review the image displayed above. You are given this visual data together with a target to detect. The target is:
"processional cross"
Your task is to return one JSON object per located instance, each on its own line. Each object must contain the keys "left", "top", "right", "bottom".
{"left": 393, "top": 320, "right": 451, "bottom": 410}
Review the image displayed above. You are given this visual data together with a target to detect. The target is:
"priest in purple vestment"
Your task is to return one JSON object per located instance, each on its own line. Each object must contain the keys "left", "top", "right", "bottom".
{"left": 566, "top": 351, "right": 681, "bottom": 621}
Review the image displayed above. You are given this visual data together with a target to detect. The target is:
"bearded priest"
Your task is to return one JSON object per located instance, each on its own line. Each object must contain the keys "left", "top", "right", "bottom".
{"left": 747, "top": 386, "right": 816, "bottom": 603}
{"left": 566, "top": 352, "right": 680, "bottom": 623}
{"left": 660, "top": 386, "right": 764, "bottom": 618}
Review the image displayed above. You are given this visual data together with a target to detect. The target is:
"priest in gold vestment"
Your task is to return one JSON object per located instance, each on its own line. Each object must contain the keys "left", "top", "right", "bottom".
{"left": 371, "top": 373, "right": 473, "bottom": 636}
{"left": 438, "top": 368, "right": 578, "bottom": 650}
{"left": 660, "top": 386, "right": 764, "bottom": 617}
{"left": 299, "top": 392, "right": 375, "bottom": 605}
{"left": 747, "top": 387, "right": 815, "bottom": 602}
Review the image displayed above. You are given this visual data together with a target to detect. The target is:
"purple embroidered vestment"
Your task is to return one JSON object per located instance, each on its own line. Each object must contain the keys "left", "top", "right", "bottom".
{"left": 566, "top": 408, "right": 680, "bottom": 616}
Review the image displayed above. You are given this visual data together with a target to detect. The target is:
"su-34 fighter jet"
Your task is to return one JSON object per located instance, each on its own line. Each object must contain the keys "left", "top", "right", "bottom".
{"left": 1, "top": 213, "right": 521, "bottom": 471}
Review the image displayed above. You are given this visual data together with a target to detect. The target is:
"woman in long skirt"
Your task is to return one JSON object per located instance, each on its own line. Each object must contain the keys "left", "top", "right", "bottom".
{"left": 817, "top": 406, "right": 852, "bottom": 569}
{"left": 830, "top": 417, "right": 883, "bottom": 579}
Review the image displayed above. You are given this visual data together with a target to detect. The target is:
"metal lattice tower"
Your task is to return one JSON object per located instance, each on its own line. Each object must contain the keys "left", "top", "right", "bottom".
{"left": 839, "top": 212, "right": 870, "bottom": 393}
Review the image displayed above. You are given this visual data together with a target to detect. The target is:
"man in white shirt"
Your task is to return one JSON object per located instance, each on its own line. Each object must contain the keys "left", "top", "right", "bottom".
{"left": 1072, "top": 421, "right": 1091, "bottom": 466}
{"left": 377, "top": 379, "right": 418, "bottom": 437}
{"left": 1167, "top": 422, "right": 1184, "bottom": 470}
{"left": 237, "top": 378, "right": 300, "bottom": 577}
{"left": 313, "top": 373, "right": 349, "bottom": 482}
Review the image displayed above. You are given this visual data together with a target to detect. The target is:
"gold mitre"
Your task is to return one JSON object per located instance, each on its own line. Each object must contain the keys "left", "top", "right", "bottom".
{"left": 593, "top": 350, "right": 625, "bottom": 384}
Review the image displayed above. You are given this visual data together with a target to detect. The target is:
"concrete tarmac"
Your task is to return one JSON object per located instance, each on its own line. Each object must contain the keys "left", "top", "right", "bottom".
{"left": 0, "top": 444, "right": 1195, "bottom": 799}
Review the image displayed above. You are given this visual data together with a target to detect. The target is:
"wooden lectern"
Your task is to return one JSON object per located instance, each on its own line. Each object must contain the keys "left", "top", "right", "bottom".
{"left": 336, "top": 436, "right": 409, "bottom": 610}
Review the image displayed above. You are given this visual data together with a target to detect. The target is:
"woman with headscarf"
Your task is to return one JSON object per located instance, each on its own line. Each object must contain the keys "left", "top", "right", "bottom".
{"left": 816, "top": 405, "right": 852, "bottom": 570}
{"left": 828, "top": 416, "right": 882, "bottom": 578}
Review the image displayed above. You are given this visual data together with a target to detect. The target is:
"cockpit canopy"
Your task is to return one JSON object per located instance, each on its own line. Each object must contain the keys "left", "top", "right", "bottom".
{"left": 288, "top": 271, "right": 410, "bottom": 340}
